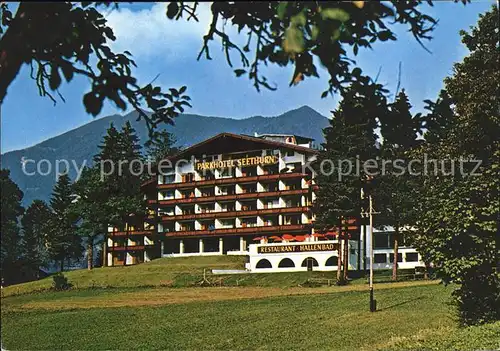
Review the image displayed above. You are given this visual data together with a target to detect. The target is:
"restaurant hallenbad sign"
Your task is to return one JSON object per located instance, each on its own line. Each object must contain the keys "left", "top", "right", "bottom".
{"left": 257, "top": 243, "right": 339, "bottom": 254}
{"left": 196, "top": 155, "right": 278, "bottom": 171}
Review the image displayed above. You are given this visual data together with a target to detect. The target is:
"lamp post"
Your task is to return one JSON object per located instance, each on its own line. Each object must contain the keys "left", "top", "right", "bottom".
{"left": 368, "top": 194, "right": 376, "bottom": 312}
{"left": 361, "top": 181, "right": 379, "bottom": 312}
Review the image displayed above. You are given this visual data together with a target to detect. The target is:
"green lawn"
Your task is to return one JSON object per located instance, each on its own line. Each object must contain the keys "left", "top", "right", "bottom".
{"left": 2, "top": 283, "right": 499, "bottom": 350}
{"left": 1, "top": 255, "right": 423, "bottom": 298}
{"left": 1, "top": 256, "right": 247, "bottom": 297}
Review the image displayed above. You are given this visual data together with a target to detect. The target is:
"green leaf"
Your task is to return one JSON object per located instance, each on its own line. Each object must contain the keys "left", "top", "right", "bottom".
{"left": 59, "top": 61, "right": 74, "bottom": 82}
{"left": 179, "top": 86, "right": 187, "bottom": 94}
{"left": 234, "top": 69, "right": 246, "bottom": 77}
{"left": 290, "top": 12, "right": 306, "bottom": 27}
{"left": 311, "top": 25, "right": 319, "bottom": 41}
{"left": 166, "top": 2, "right": 179, "bottom": 19}
{"left": 378, "top": 30, "right": 394, "bottom": 41}
{"left": 83, "top": 92, "right": 102, "bottom": 116}
{"left": 49, "top": 65, "right": 62, "bottom": 90}
{"left": 321, "top": 8, "right": 350, "bottom": 22}
{"left": 283, "top": 26, "right": 305, "bottom": 54}
{"left": 352, "top": 67, "right": 362, "bottom": 77}
{"left": 276, "top": 2, "right": 288, "bottom": 21}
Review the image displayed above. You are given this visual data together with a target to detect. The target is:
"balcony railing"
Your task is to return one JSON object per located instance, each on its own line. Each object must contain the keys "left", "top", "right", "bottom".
{"left": 157, "top": 172, "right": 307, "bottom": 189}
{"left": 160, "top": 206, "right": 310, "bottom": 222}
{"left": 158, "top": 188, "right": 309, "bottom": 206}
{"left": 109, "top": 230, "right": 154, "bottom": 237}
{"left": 107, "top": 244, "right": 156, "bottom": 251}
{"left": 163, "top": 224, "right": 311, "bottom": 238}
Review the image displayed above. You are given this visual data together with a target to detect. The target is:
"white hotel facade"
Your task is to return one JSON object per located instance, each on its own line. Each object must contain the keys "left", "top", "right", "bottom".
{"left": 106, "top": 132, "right": 424, "bottom": 272}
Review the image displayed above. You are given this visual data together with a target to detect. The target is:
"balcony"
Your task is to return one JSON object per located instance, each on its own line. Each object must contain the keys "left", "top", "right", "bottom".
{"left": 107, "top": 243, "right": 156, "bottom": 251}
{"left": 160, "top": 206, "right": 310, "bottom": 222}
{"left": 157, "top": 172, "right": 308, "bottom": 189}
{"left": 109, "top": 230, "right": 154, "bottom": 236}
{"left": 157, "top": 188, "right": 309, "bottom": 206}
{"left": 164, "top": 224, "right": 311, "bottom": 238}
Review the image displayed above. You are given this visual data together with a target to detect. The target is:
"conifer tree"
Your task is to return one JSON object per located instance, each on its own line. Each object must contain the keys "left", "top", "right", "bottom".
{"left": 47, "top": 173, "right": 82, "bottom": 271}
{"left": 0, "top": 169, "right": 24, "bottom": 285}
{"left": 376, "top": 90, "right": 423, "bottom": 280}
{"left": 314, "top": 81, "right": 385, "bottom": 283}
{"left": 74, "top": 122, "right": 146, "bottom": 269}
{"left": 145, "top": 130, "right": 180, "bottom": 164}
{"left": 72, "top": 167, "right": 109, "bottom": 270}
{"left": 20, "top": 200, "right": 52, "bottom": 279}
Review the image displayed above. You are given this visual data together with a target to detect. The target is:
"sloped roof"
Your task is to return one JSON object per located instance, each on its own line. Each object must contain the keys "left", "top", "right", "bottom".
{"left": 166, "top": 132, "right": 319, "bottom": 161}
{"left": 142, "top": 133, "right": 319, "bottom": 187}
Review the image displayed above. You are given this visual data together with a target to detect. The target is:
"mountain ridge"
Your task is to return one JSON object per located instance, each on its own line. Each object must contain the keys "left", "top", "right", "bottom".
{"left": 1, "top": 105, "right": 329, "bottom": 205}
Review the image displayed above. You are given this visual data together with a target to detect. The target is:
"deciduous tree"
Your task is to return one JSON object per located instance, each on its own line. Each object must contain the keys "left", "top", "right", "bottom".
{"left": 411, "top": 5, "right": 499, "bottom": 325}
{"left": 0, "top": 1, "right": 467, "bottom": 137}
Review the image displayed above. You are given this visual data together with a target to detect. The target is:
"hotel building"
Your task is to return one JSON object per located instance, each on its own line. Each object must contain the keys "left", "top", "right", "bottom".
{"left": 105, "top": 132, "right": 424, "bottom": 271}
{"left": 106, "top": 132, "right": 319, "bottom": 266}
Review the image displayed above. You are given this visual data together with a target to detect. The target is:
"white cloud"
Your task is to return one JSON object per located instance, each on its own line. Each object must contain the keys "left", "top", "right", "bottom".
{"left": 105, "top": 2, "right": 212, "bottom": 59}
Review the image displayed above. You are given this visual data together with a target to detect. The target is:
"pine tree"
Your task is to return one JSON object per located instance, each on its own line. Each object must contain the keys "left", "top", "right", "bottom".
{"left": 47, "top": 173, "right": 82, "bottom": 271}
{"left": 73, "top": 122, "right": 146, "bottom": 269}
{"left": 314, "top": 81, "right": 385, "bottom": 284}
{"left": 72, "top": 167, "right": 109, "bottom": 270}
{"left": 376, "top": 90, "right": 423, "bottom": 280}
{"left": 0, "top": 169, "right": 24, "bottom": 285}
{"left": 20, "top": 200, "right": 52, "bottom": 280}
{"left": 94, "top": 123, "right": 122, "bottom": 194}
{"left": 145, "top": 130, "right": 180, "bottom": 164}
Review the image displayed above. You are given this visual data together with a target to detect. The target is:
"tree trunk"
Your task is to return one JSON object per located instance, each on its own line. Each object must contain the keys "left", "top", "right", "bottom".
{"left": 392, "top": 226, "right": 399, "bottom": 281}
{"left": 343, "top": 235, "right": 349, "bottom": 280}
{"left": 87, "top": 237, "right": 93, "bottom": 270}
{"left": 337, "top": 219, "right": 343, "bottom": 282}
{"left": 60, "top": 259, "right": 64, "bottom": 272}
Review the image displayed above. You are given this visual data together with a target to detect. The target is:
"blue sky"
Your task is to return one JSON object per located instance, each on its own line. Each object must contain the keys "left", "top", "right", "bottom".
{"left": 0, "top": 1, "right": 495, "bottom": 153}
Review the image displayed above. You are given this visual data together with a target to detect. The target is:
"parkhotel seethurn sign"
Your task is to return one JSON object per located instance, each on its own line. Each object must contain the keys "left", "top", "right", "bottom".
{"left": 196, "top": 155, "right": 278, "bottom": 171}
{"left": 258, "top": 243, "right": 339, "bottom": 254}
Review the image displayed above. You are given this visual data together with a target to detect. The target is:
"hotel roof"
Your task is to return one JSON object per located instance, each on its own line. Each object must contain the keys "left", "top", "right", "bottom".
{"left": 167, "top": 132, "right": 319, "bottom": 161}
{"left": 142, "top": 132, "right": 319, "bottom": 186}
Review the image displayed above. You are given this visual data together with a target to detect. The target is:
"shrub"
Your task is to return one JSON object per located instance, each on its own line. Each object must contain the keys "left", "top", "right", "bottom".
{"left": 452, "top": 267, "right": 500, "bottom": 326}
{"left": 52, "top": 273, "right": 73, "bottom": 291}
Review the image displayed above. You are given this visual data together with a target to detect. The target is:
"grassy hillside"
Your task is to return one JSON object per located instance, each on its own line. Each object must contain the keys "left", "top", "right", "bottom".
{"left": 2, "top": 283, "right": 499, "bottom": 350}
{"left": 2, "top": 256, "right": 426, "bottom": 298}
{"left": 2, "top": 256, "right": 247, "bottom": 296}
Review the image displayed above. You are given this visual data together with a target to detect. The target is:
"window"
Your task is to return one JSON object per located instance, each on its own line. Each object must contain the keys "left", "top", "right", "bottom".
{"left": 374, "top": 254, "right": 387, "bottom": 263}
{"left": 220, "top": 168, "right": 233, "bottom": 178}
{"left": 301, "top": 257, "right": 319, "bottom": 267}
{"left": 325, "top": 256, "right": 338, "bottom": 266}
{"left": 406, "top": 253, "right": 419, "bottom": 262}
{"left": 286, "top": 150, "right": 295, "bottom": 157}
{"left": 278, "top": 258, "right": 295, "bottom": 268}
{"left": 374, "top": 233, "right": 390, "bottom": 249}
{"left": 256, "top": 259, "right": 272, "bottom": 269}
{"left": 389, "top": 253, "right": 403, "bottom": 263}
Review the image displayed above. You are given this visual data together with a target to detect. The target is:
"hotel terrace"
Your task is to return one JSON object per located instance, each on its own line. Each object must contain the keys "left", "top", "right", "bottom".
{"left": 105, "top": 132, "right": 320, "bottom": 266}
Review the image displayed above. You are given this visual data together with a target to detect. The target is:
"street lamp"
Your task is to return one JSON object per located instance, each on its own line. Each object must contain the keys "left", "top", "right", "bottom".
{"left": 361, "top": 177, "right": 379, "bottom": 312}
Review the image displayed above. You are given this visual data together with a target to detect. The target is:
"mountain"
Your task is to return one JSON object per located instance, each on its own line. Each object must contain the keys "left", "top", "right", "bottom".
{"left": 1, "top": 105, "right": 329, "bottom": 206}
